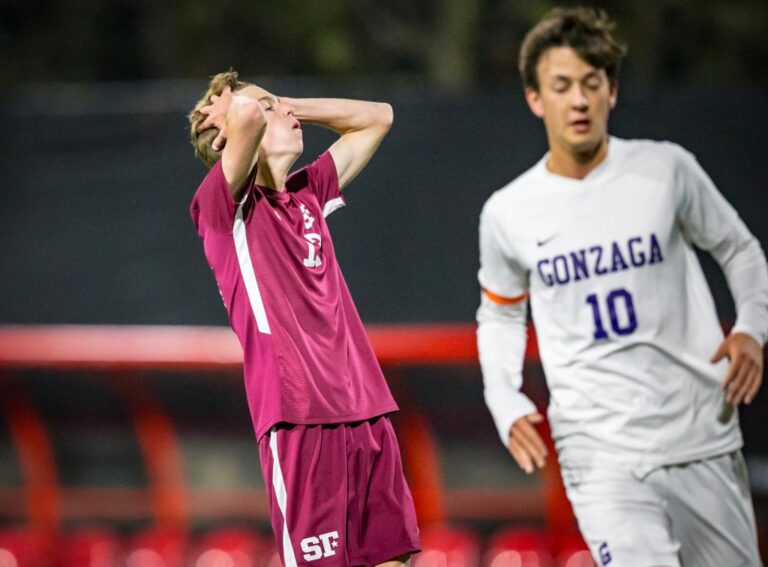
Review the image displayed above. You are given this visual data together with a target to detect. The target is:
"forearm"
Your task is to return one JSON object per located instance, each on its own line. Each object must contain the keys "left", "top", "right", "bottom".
{"left": 221, "top": 94, "right": 267, "bottom": 199}
{"left": 477, "top": 296, "right": 537, "bottom": 445}
{"left": 712, "top": 233, "right": 768, "bottom": 345}
{"left": 281, "top": 97, "right": 393, "bottom": 134}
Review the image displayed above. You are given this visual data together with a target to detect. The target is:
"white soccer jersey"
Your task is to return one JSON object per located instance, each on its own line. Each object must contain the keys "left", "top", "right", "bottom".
{"left": 477, "top": 137, "right": 768, "bottom": 475}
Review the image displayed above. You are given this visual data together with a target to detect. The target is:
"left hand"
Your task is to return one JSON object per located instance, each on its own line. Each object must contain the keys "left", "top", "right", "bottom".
{"left": 711, "top": 332, "right": 764, "bottom": 405}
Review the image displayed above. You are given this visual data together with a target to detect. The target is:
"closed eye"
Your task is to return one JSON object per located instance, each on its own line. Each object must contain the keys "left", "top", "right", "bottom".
{"left": 259, "top": 96, "right": 277, "bottom": 111}
{"left": 584, "top": 78, "right": 602, "bottom": 90}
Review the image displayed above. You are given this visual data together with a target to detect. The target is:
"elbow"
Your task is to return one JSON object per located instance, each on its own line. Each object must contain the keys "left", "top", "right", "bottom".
{"left": 717, "top": 234, "right": 765, "bottom": 272}
{"left": 377, "top": 102, "right": 394, "bottom": 130}
{"left": 477, "top": 296, "right": 525, "bottom": 325}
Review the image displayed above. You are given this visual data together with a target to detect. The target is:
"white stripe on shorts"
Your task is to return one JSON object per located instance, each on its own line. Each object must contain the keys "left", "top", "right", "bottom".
{"left": 270, "top": 428, "right": 298, "bottom": 567}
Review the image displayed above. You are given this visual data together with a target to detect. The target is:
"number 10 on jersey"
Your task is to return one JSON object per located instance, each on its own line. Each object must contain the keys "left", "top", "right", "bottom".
{"left": 586, "top": 288, "right": 638, "bottom": 339}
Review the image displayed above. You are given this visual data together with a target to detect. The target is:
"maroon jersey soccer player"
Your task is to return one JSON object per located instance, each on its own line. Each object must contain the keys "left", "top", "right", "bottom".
{"left": 188, "top": 71, "right": 420, "bottom": 566}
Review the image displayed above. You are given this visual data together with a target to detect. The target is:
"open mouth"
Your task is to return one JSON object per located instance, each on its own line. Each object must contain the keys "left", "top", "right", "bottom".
{"left": 571, "top": 119, "right": 591, "bottom": 133}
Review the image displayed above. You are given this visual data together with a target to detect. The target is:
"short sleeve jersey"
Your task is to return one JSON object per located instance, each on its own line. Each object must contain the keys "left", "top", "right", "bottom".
{"left": 478, "top": 137, "right": 755, "bottom": 473}
{"left": 191, "top": 152, "right": 398, "bottom": 439}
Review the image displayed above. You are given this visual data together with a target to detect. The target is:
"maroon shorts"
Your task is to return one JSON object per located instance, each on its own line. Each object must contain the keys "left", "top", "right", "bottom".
{"left": 258, "top": 416, "right": 420, "bottom": 566}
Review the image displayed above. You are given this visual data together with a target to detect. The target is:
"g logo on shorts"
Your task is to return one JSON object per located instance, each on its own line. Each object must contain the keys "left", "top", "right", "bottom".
{"left": 598, "top": 542, "right": 612, "bottom": 565}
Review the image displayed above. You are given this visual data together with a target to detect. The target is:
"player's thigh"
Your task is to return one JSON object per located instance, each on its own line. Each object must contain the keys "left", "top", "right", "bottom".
{"left": 258, "top": 424, "right": 348, "bottom": 567}
{"left": 659, "top": 452, "right": 761, "bottom": 567}
{"left": 562, "top": 462, "right": 681, "bottom": 567}
{"left": 345, "top": 417, "right": 420, "bottom": 567}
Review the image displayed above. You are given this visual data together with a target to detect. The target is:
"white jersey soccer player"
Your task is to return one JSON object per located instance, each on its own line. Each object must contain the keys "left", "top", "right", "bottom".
{"left": 478, "top": 8, "right": 768, "bottom": 566}
{"left": 478, "top": 138, "right": 768, "bottom": 566}
{"left": 479, "top": 137, "right": 767, "bottom": 466}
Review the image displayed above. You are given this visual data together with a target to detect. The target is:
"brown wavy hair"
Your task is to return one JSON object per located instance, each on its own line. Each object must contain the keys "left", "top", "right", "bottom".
{"left": 519, "top": 7, "right": 627, "bottom": 92}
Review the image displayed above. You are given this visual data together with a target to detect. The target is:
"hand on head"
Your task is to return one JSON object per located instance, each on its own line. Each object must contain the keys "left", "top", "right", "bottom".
{"left": 198, "top": 86, "right": 234, "bottom": 152}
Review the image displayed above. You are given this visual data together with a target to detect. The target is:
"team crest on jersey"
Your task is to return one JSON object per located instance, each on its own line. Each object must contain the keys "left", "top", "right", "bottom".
{"left": 300, "top": 531, "right": 340, "bottom": 561}
{"left": 299, "top": 202, "right": 322, "bottom": 268}
{"left": 537, "top": 233, "right": 663, "bottom": 287}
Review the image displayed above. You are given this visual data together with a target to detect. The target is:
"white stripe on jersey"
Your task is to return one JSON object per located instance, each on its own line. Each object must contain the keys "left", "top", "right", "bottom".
{"left": 270, "top": 429, "right": 298, "bottom": 567}
{"left": 233, "top": 201, "right": 271, "bottom": 334}
{"left": 322, "top": 196, "right": 345, "bottom": 218}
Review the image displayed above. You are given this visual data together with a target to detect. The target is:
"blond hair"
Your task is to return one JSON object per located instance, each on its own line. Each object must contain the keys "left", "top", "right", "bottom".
{"left": 188, "top": 70, "right": 247, "bottom": 168}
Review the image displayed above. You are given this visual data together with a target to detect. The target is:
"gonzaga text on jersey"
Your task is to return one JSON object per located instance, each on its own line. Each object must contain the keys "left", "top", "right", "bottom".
{"left": 536, "top": 233, "right": 664, "bottom": 287}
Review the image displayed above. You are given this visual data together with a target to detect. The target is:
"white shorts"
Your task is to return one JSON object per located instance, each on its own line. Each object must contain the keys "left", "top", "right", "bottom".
{"left": 561, "top": 451, "right": 762, "bottom": 567}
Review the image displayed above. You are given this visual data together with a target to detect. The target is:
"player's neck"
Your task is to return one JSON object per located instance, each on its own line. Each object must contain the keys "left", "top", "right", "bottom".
{"left": 546, "top": 137, "right": 609, "bottom": 180}
{"left": 255, "top": 155, "right": 295, "bottom": 192}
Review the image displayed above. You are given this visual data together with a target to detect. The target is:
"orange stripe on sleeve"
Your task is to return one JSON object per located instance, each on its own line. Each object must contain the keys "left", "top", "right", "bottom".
{"left": 483, "top": 288, "right": 528, "bottom": 305}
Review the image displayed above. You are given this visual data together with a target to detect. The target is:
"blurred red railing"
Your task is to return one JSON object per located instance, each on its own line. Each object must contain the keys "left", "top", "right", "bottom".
{"left": 0, "top": 324, "right": 560, "bottom": 552}
{"left": 0, "top": 323, "right": 543, "bottom": 369}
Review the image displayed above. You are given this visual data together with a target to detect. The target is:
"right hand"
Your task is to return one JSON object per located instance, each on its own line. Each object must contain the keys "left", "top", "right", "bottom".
{"left": 198, "top": 86, "right": 235, "bottom": 152}
{"left": 507, "top": 412, "right": 548, "bottom": 474}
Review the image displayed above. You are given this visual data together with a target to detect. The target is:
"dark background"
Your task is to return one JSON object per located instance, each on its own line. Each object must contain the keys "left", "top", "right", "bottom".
{"left": 2, "top": 0, "right": 767, "bottom": 327}
{"left": 1, "top": 85, "right": 766, "bottom": 327}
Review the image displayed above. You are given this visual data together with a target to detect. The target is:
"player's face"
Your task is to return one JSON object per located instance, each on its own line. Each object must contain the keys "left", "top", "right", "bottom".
{"left": 526, "top": 46, "right": 617, "bottom": 157}
{"left": 258, "top": 96, "right": 303, "bottom": 160}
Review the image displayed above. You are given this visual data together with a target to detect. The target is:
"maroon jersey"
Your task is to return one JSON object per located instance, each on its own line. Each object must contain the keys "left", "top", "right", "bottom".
{"left": 190, "top": 152, "right": 398, "bottom": 439}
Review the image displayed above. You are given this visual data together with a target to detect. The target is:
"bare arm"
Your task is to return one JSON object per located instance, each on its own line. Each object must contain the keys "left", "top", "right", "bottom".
{"left": 198, "top": 86, "right": 269, "bottom": 201}
{"left": 280, "top": 97, "right": 393, "bottom": 190}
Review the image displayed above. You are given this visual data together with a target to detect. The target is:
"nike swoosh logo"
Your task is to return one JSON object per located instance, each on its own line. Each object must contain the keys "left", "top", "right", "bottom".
{"left": 536, "top": 234, "right": 558, "bottom": 247}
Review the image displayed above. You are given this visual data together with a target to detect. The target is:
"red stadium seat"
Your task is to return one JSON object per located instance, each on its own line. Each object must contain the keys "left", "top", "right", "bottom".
{"left": 556, "top": 533, "right": 596, "bottom": 567}
{"left": 484, "top": 527, "right": 554, "bottom": 567}
{"left": 59, "top": 528, "right": 121, "bottom": 567}
{"left": 0, "top": 528, "right": 48, "bottom": 567}
{"left": 190, "top": 528, "right": 269, "bottom": 567}
{"left": 124, "top": 529, "right": 187, "bottom": 567}
{"left": 259, "top": 537, "right": 283, "bottom": 567}
{"left": 411, "top": 525, "right": 481, "bottom": 567}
